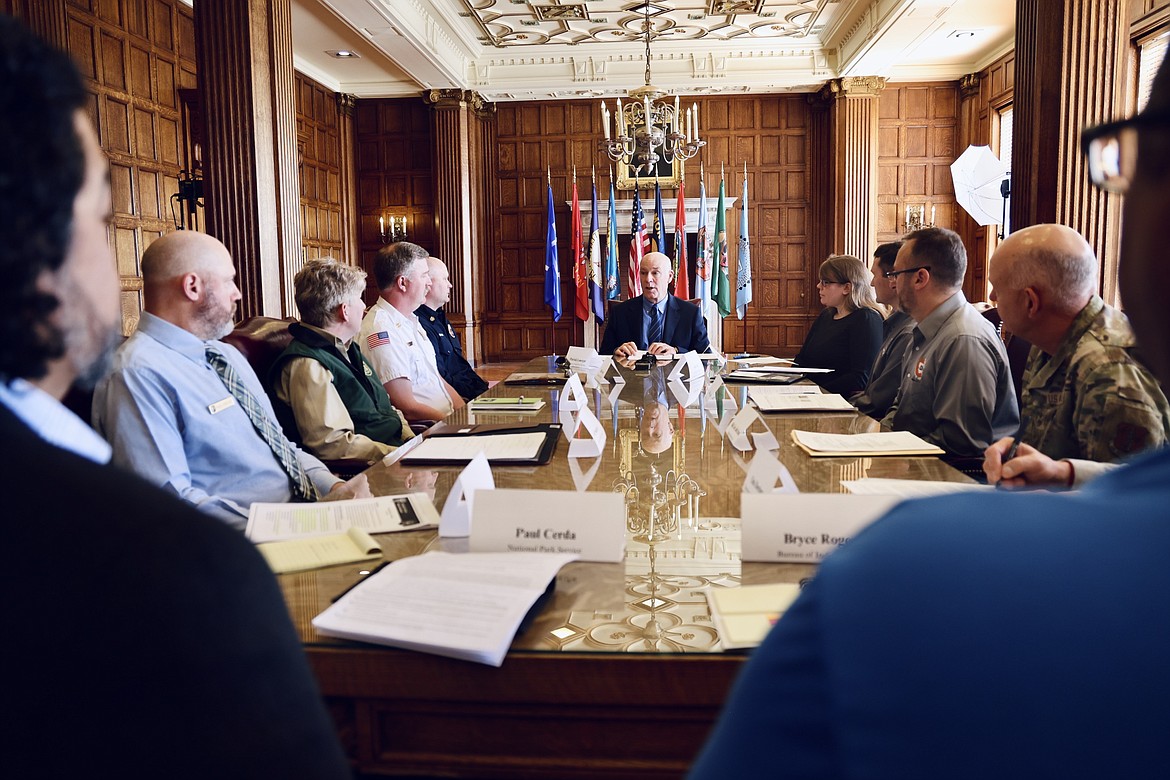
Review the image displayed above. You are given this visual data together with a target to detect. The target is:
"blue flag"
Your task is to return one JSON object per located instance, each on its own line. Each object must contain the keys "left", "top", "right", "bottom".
{"left": 544, "top": 182, "right": 562, "bottom": 321}
{"left": 587, "top": 182, "right": 605, "bottom": 322}
{"left": 736, "top": 169, "right": 753, "bottom": 319}
{"left": 653, "top": 180, "right": 667, "bottom": 253}
{"left": 606, "top": 178, "right": 619, "bottom": 300}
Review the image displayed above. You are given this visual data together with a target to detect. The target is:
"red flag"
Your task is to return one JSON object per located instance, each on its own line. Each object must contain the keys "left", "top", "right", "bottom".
{"left": 571, "top": 179, "right": 588, "bottom": 321}
{"left": 673, "top": 180, "right": 689, "bottom": 300}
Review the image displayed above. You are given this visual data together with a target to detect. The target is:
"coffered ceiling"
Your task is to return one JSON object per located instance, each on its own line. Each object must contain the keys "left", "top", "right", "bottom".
{"left": 290, "top": 0, "right": 1014, "bottom": 100}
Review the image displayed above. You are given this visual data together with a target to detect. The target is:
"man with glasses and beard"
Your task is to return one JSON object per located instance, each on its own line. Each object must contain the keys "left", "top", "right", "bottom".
{"left": 95, "top": 231, "right": 353, "bottom": 529}
{"left": 0, "top": 16, "right": 348, "bottom": 776}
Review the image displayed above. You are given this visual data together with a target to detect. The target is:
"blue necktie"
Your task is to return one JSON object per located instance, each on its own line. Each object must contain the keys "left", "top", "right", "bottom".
{"left": 205, "top": 346, "right": 318, "bottom": 502}
{"left": 647, "top": 304, "right": 663, "bottom": 347}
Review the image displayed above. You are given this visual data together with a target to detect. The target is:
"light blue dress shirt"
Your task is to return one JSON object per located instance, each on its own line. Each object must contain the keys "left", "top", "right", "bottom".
{"left": 93, "top": 313, "right": 340, "bottom": 529}
{"left": 641, "top": 296, "right": 669, "bottom": 346}
{"left": 0, "top": 378, "right": 111, "bottom": 464}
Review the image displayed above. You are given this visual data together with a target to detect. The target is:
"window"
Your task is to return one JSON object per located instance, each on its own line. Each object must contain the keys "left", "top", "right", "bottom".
{"left": 997, "top": 106, "right": 1013, "bottom": 238}
{"left": 1138, "top": 32, "right": 1169, "bottom": 112}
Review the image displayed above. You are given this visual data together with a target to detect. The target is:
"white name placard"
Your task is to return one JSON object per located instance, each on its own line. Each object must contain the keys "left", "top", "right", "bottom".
{"left": 470, "top": 489, "right": 626, "bottom": 562}
{"left": 740, "top": 494, "right": 902, "bottom": 562}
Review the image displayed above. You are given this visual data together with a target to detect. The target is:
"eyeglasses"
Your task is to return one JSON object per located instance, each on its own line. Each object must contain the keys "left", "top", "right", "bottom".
{"left": 1081, "top": 112, "right": 1170, "bottom": 193}
{"left": 817, "top": 278, "right": 845, "bottom": 286}
{"left": 883, "top": 265, "right": 931, "bottom": 280}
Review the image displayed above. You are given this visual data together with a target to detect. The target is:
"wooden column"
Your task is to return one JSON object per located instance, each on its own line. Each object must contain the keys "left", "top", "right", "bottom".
{"left": 956, "top": 72, "right": 990, "bottom": 301}
{"left": 425, "top": 89, "right": 489, "bottom": 365}
{"left": 3, "top": 0, "right": 67, "bottom": 47}
{"left": 337, "top": 92, "right": 359, "bottom": 266}
{"left": 814, "top": 77, "right": 885, "bottom": 265}
{"left": 1013, "top": 0, "right": 1126, "bottom": 289}
{"left": 194, "top": 0, "right": 301, "bottom": 318}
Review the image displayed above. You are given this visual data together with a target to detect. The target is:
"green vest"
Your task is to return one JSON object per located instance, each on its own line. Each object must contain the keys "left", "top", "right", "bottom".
{"left": 270, "top": 323, "right": 404, "bottom": 449}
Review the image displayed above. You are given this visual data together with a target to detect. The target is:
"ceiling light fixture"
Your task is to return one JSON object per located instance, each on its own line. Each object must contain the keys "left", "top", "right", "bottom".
{"left": 326, "top": 49, "right": 360, "bottom": 58}
{"left": 598, "top": 4, "right": 704, "bottom": 175}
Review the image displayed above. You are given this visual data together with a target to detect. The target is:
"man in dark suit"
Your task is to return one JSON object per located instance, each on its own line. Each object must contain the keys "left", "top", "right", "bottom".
{"left": 415, "top": 255, "right": 488, "bottom": 401}
{"left": 600, "top": 251, "right": 711, "bottom": 358}
{"left": 0, "top": 16, "right": 348, "bottom": 777}
{"left": 689, "top": 54, "right": 1170, "bottom": 780}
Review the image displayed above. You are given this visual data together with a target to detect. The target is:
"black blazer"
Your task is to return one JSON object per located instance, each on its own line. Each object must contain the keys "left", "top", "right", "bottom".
{"left": 599, "top": 295, "right": 711, "bottom": 354}
{"left": 0, "top": 403, "right": 349, "bottom": 778}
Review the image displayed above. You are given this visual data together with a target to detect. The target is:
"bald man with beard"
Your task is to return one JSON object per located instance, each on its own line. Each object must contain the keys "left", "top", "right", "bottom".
{"left": 95, "top": 231, "right": 353, "bottom": 529}
{"left": 982, "top": 223, "right": 1170, "bottom": 487}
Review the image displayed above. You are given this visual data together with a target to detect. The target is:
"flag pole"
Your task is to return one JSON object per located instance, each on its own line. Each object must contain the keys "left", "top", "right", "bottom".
{"left": 549, "top": 165, "right": 556, "bottom": 359}
{"left": 741, "top": 163, "right": 748, "bottom": 355}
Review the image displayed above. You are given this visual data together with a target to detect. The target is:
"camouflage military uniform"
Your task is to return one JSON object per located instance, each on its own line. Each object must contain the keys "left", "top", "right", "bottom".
{"left": 1021, "top": 295, "right": 1170, "bottom": 462}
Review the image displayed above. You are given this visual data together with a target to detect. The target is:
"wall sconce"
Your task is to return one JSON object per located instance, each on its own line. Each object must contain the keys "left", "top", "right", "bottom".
{"left": 169, "top": 169, "right": 204, "bottom": 231}
{"left": 379, "top": 215, "right": 408, "bottom": 244}
{"left": 903, "top": 203, "right": 936, "bottom": 233}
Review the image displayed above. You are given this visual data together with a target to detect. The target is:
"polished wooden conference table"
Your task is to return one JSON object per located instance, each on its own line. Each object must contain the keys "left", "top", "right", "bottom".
{"left": 278, "top": 356, "right": 970, "bottom": 779}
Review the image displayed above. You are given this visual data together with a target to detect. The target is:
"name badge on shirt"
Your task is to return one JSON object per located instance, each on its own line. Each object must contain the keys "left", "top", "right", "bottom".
{"left": 913, "top": 356, "right": 927, "bottom": 380}
{"left": 208, "top": 396, "right": 237, "bottom": 414}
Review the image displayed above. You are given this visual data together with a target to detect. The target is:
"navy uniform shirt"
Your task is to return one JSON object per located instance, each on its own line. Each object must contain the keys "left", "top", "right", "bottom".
{"left": 414, "top": 304, "right": 488, "bottom": 401}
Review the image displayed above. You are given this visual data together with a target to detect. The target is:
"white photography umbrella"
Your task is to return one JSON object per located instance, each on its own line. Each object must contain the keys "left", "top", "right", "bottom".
{"left": 950, "top": 145, "right": 1009, "bottom": 226}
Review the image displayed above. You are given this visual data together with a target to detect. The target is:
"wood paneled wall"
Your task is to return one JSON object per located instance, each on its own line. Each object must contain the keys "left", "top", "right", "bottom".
{"left": 876, "top": 83, "right": 960, "bottom": 246}
{"left": 61, "top": 0, "right": 196, "bottom": 335}
{"left": 353, "top": 99, "right": 435, "bottom": 299}
{"left": 295, "top": 72, "right": 344, "bottom": 264}
{"left": 482, "top": 96, "right": 816, "bottom": 361}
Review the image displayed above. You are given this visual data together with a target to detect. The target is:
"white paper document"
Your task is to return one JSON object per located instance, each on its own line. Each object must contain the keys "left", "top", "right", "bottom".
{"left": 734, "top": 356, "right": 793, "bottom": 366}
{"left": 245, "top": 493, "right": 439, "bottom": 543}
{"left": 791, "top": 429, "right": 945, "bottom": 457}
{"left": 400, "top": 432, "right": 547, "bottom": 462}
{"left": 750, "top": 388, "right": 856, "bottom": 412}
{"left": 841, "top": 478, "right": 993, "bottom": 497}
{"left": 312, "top": 551, "right": 578, "bottom": 667}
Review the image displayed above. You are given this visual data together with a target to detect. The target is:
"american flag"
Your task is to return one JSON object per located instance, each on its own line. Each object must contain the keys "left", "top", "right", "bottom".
{"left": 366, "top": 331, "right": 391, "bottom": 350}
{"left": 628, "top": 187, "right": 648, "bottom": 297}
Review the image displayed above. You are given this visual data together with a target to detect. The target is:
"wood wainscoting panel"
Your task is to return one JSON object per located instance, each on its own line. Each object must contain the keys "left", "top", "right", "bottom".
{"left": 57, "top": 0, "right": 198, "bottom": 335}
{"left": 295, "top": 71, "right": 344, "bottom": 265}
{"left": 353, "top": 98, "right": 435, "bottom": 302}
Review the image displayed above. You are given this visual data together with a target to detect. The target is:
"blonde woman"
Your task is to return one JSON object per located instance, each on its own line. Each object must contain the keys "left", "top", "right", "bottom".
{"left": 794, "top": 254, "right": 885, "bottom": 396}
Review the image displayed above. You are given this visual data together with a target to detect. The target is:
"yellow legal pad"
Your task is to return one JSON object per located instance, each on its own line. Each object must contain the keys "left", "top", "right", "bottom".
{"left": 257, "top": 527, "right": 382, "bottom": 574}
{"left": 706, "top": 583, "right": 803, "bottom": 650}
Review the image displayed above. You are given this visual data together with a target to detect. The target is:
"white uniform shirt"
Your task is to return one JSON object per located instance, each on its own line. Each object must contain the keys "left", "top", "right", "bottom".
{"left": 358, "top": 298, "right": 454, "bottom": 418}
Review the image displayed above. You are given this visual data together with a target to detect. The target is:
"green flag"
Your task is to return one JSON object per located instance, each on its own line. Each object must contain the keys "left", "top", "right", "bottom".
{"left": 714, "top": 175, "right": 731, "bottom": 317}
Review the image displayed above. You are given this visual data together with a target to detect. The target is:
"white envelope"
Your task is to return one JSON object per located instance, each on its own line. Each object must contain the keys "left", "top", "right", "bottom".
{"left": 439, "top": 452, "right": 494, "bottom": 538}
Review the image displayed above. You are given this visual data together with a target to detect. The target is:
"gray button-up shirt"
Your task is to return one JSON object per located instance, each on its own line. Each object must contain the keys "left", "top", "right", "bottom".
{"left": 882, "top": 291, "right": 1019, "bottom": 458}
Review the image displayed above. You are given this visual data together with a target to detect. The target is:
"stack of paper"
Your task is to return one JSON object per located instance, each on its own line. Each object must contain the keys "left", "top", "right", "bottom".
{"left": 791, "top": 429, "right": 945, "bottom": 457}
{"left": 749, "top": 387, "right": 855, "bottom": 412}
{"left": 706, "top": 583, "right": 803, "bottom": 650}
{"left": 841, "top": 478, "right": 992, "bottom": 497}
{"left": 257, "top": 527, "right": 382, "bottom": 574}
{"left": 245, "top": 493, "right": 439, "bottom": 543}
{"left": 312, "top": 551, "right": 577, "bottom": 666}
{"left": 468, "top": 396, "right": 546, "bottom": 412}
